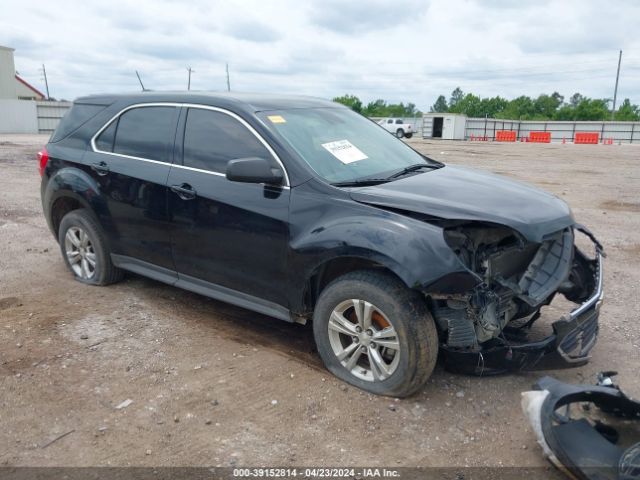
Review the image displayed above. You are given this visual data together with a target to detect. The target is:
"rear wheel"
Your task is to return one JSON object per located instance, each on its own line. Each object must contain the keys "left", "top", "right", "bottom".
{"left": 396, "top": 129, "right": 405, "bottom": 138}
{"left": 312, "top": 270, "right": 438, "bottom": 397}
{"left": 58, "top": 209, "right": 123, "bottom": 285}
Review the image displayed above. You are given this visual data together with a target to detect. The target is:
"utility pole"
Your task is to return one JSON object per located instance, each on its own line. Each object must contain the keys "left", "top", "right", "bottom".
{"left": 611, "top": 49, "right": 622, "bottom": 120}
{"left": 135, "top": 70, "right": 147, "bottom": 91}
{"left": 226, "top": 63, "right": 231, "bottom": 92}
{"left": 41, "top": 64, "right": 50, "bottom": 100}
{"left": 187, "top": 66, "right": 194, "bottom": 90}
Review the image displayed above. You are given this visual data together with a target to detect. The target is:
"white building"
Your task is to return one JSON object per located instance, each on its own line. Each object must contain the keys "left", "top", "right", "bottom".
{"left": 0, "top": 45, "right": 45, "bottom": 100}
{"left": 422, "top": 113, "right": 467, "bottom": 140}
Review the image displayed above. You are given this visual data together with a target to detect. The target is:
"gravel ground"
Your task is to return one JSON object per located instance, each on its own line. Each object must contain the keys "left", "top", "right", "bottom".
{"left": 0, "top": 134, "right": 638, "bottom": 471}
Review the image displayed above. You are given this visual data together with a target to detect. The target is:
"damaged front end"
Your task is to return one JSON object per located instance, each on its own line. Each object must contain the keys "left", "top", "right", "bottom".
{"left": 428, "top": 222, "right": 604, "bottom": 375}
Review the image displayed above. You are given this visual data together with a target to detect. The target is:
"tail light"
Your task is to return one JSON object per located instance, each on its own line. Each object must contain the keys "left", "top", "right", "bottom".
{"left": 38, "top": 147, "right": 49, "bottom": 177}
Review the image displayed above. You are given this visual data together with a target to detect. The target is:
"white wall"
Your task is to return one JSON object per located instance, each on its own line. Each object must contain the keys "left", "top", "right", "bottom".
{"left": 16, "top": 78, "right": 44, "bottom": 100}
{"left": 0, "top": 99, "right": 38, "bottom": 133}
{"left": 0, "top": 46, "right": 17, "bottom": 99}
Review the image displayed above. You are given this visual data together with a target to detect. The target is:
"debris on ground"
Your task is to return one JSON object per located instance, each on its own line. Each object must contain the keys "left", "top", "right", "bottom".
{"left": 522, "top": 372, "right": 640, "bottom": 480}
{"left": 114, "top": 399, "right": 133, "bottom": 410}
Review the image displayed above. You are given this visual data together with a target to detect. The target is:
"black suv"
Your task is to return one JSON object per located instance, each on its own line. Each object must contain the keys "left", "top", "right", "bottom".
{"left": 40, "top": 92, "right": 604, "bottom": 396}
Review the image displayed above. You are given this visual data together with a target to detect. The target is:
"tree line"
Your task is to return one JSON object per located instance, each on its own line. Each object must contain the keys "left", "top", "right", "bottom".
{"left": 430, "top": 87, "right": 640, "bottom": 121}
{"left": 332, "top": 90, "right": 640, "bottom": 121}
{"left": 332, "top": 95, "right": 421, "bottom": 117}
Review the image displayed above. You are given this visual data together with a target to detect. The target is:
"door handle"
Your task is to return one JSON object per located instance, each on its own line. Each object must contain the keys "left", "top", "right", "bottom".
{"left": 170, "top": 183, "right": 197, "bottom": 200}
{"left": 91, "top": 161, "right": 110, "bottom": 176}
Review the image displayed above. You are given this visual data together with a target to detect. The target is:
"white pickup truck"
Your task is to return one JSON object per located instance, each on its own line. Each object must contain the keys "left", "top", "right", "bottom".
{"left": 377, "top": 118, "right": 414, "bottom": 138}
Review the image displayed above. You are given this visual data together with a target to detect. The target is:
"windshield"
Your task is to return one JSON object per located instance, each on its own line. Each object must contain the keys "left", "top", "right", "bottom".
{"left": 258, "top": 108, "right": 438, "bottom": 184}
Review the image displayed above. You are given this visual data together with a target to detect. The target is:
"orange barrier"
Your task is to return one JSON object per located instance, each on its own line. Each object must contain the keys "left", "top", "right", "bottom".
{"left": 470, "top": 134, "right": 488, "bottom": 141}
{"left": 496, "top": 130, "right": 517, "bottom": 142}
{"left": 575, "top": 132, "right": 599, "bottom": 144}
{"left": 529, "top": 131, "right": 551, "bottom": 143}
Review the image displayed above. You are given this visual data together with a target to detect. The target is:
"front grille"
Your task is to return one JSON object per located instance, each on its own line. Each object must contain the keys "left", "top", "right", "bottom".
{"left": 557, "top": 308, "right": 599, "bottom": 361}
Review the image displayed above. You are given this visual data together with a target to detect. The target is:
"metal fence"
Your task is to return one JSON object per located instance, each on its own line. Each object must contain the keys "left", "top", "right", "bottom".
{"left": 464, "top": 118, "right": 640, "bottom": 143}
{"left": 0, "top": 99, "right": 71, "bottom": 134}
{"left": 36, "top": 100, "right": 71, "bottom": 134}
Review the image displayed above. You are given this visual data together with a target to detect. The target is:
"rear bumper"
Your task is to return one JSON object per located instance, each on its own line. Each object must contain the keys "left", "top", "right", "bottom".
{"left": 443, "top": 243, "right": 604, "bottom": 375}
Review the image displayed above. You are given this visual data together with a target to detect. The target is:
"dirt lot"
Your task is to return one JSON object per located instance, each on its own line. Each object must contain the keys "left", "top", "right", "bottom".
{"left": 1, "top": 134, "right": 639, "bottom": 470}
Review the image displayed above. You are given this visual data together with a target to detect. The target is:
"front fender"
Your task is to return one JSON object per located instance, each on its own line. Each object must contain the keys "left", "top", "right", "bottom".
{"left": 287, "top": 183, "right": 472, "bottom": 313}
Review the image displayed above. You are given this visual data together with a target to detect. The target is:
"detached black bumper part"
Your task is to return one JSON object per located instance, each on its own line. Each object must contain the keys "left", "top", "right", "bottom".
{"left": 522, "top": 375, "right": 640, "bottom": 480}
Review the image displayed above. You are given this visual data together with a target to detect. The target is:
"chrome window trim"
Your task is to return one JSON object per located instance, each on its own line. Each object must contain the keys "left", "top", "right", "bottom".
{"left": 90, "top": 102, "right": 291, "bottom": 187}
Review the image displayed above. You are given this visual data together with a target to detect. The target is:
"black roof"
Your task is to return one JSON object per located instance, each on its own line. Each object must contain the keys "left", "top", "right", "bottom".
{"left": 75, "top": 91, "right": 340, "bottom": 112}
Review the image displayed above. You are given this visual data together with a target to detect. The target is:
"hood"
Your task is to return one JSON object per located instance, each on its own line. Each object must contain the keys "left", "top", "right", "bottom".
{"left": 350, "top": 165, "right": 574, "bottom": 242}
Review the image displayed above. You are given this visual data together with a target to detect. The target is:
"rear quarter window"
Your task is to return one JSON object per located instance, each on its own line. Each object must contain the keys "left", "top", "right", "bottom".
{"left": 50, "top": 103, "right": 107, "bottom": 142}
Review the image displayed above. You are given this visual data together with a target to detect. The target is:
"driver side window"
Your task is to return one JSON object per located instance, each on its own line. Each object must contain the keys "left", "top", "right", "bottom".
{"left": 182, "top": 108, "right": 271, "bottom": 174}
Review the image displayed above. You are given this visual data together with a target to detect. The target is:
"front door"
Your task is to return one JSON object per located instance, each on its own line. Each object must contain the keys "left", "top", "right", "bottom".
{"left": 167, "top": 107, "right": 290, "bottom": 308}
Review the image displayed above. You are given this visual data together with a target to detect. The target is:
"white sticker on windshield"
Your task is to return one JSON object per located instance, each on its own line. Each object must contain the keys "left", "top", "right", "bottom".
{"left": 321, "top": 140, "right": 368, "bottom": 164}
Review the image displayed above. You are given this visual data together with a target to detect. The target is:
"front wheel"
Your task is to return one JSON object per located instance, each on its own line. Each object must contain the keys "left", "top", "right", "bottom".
{"left": 312, "top": 270, "right": 438, "bottom": 397}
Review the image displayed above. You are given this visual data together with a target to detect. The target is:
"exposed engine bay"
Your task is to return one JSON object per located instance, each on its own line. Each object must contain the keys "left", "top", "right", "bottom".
{"left": 428, "top": 221, "right": 604, "bottom": 374}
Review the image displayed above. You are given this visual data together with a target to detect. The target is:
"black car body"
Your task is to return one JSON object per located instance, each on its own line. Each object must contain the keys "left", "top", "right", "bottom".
{"left": 40, "top": 92, "right": 604, "bottom": 396}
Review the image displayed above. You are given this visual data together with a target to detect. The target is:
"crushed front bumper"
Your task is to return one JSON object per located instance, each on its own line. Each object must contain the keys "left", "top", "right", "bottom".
{"left": 443, "top": 242, "right": 604, "bottom": 376}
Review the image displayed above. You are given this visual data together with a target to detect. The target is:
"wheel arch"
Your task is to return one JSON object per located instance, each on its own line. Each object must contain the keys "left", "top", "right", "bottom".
{"left": 43, "top": 167, "right": 106, "bottom": 238}
{"left": 298, "top": 253, "right": 414, "bottom": 319}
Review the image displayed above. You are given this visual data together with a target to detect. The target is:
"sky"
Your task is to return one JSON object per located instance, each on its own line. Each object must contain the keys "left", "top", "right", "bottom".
{"left": 2, "top": 0, "right": 640, "bottom": 111}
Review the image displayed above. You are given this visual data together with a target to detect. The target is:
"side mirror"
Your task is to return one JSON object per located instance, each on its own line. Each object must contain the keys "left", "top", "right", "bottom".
{"left": 226, "top": 157, "right": 284, "bottom": 185}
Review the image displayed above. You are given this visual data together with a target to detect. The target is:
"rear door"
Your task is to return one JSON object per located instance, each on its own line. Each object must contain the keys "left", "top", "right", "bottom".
{"left": 167, "top": 106, "right": 290, "bottom": 307}
{"left": 84, "top": 104, "right": 179, "bottom": 270}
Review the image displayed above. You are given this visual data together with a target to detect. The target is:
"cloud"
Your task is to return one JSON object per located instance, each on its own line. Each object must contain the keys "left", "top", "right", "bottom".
{"left": 1, "top": 0, "right": 638, "bottom": 108}
{"left": 224, "top": 20, "right": 281, "bottom": 42}
{"left": 309, "top": 0, "right": 428, "bottom": 34}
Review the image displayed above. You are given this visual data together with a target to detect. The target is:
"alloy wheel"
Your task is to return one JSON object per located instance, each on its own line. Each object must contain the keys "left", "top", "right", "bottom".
{"left": 327, "top": 299, "right": 400, "bottom": 382}
{"left": 64, "top": 226, "right": 96, "bottom": 280}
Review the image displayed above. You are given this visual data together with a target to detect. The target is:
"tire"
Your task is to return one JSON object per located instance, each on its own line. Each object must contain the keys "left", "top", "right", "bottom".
{"left": 405, "top": 132, "right": 413, "bottom": 139}
{"left": 58, "top": 209, "right": 123, "bottom": 286}
{"left": 396, "top": 129, "right": 405, "bottom": 138}
{"left": 312, "top": 270, "right": 438, "bottom": 397}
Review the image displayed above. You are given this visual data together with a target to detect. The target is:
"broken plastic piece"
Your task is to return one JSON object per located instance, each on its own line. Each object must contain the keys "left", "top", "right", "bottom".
{"left": 522, "top": 375, "right": 640, "bottom": 480}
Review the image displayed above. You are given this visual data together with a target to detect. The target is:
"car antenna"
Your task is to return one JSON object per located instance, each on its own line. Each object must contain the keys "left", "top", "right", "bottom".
{"left": 135, "top": 70, "right": 149, "bottom": 92}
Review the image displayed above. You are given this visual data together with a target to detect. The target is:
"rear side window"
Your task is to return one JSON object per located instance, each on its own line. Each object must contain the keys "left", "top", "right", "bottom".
{"left": 395, "top": 119, "right": 402, "bottom": 124}
{"left": 95, "top": 121, "right": 117, "bottom": 152}
{"left": 50, "top": 103, "right": 107, "bottom": 142}
{"left": 182, "top": 108, "right": 271, "bottom": 173}
{"left": 99, "top": 106, "right": 177, "bottom": 162}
